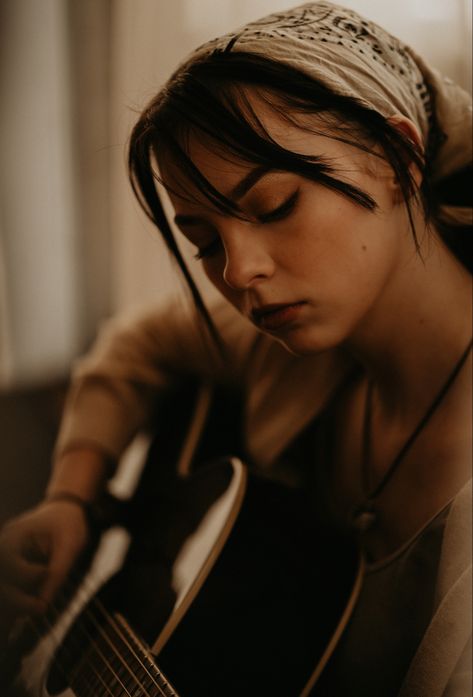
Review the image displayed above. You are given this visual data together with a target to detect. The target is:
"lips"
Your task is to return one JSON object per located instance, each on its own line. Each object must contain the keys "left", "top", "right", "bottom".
{"left": 251, "top": 302, "right": 306, "bottom": 331}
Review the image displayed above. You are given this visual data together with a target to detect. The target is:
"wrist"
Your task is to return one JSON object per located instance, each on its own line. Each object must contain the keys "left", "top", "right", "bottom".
{"left": 47, "top": 445, "right": 114, "bottom": 503}
{"left": 42, "top": 491, "right": 97, "bottom": 530}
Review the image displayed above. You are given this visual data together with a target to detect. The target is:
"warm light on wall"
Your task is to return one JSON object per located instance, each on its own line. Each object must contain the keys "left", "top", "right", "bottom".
{"left": 411, "top": 0, "right": 461, "bottom": 20}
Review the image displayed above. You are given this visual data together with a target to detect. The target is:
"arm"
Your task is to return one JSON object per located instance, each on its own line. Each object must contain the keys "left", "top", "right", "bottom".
{"left": 0, "top": 297, "right": 258, "bottom": 629}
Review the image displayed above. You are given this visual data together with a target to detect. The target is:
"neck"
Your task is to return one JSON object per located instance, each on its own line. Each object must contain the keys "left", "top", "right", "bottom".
{"left": 345, "top": 230, "right": 472, "bottom": 418}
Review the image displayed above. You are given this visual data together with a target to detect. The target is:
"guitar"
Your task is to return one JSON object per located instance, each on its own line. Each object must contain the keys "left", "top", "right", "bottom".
{"left": 2, "top": 384, "right": 363, "bottom": 697}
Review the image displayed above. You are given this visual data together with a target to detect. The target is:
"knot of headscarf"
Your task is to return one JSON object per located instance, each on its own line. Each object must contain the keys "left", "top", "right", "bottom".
{"left": 172, "top": 1, "right": 472, "bottom": 226}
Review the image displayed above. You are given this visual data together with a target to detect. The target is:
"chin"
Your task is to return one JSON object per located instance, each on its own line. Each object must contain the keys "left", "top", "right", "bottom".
{"left": 269, "top": 325, "right": 344, "bottom": 357}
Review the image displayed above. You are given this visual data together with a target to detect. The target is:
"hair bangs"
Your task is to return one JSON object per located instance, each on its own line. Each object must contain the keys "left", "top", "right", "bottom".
{"left": 146, "top": 67, "right": 379, "bottom": 217}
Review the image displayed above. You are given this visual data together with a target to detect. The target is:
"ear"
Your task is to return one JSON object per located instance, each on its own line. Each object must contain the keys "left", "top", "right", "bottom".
{"left": 387, "top": 114, "right": 424, "bottom": 186}
{"left": 387, "top": 114, "right": 423, "bottom": 148}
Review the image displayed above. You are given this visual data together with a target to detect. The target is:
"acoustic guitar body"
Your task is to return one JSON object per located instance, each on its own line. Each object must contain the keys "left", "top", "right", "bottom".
{"left": 43, "top": 458, "right": 360, "bottom": 697}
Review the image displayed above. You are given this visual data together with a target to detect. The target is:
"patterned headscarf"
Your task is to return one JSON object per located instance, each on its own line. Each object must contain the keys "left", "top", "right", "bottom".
{"left": 171, "top": 1, "right": 472, "bottom": 224}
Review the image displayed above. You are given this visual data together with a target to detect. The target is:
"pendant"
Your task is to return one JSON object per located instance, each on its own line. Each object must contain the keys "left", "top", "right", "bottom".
{"left": 352, "top": 501, "right": 377, "bottom": 533}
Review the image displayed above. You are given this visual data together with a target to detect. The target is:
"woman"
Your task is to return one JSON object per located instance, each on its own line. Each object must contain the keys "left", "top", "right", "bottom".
{"left": 1, "top": 3, "right": 471, "bottom": 695}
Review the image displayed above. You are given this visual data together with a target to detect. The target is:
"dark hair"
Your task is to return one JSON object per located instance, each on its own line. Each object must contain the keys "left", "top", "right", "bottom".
{"left": 127, "top": 52, "right": 458, "bottom": 344}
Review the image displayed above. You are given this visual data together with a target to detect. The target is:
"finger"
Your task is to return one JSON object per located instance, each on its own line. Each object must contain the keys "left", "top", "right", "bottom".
{"left": 40, "top": 543, "right": 84, "bottom": 606}
{"left": 0, "top": 557, "right": 47, "bottom": 591}
{"left": 0, "top": 581, "right": 48, "bottom": 617}
{"left": 0, "top": 527, "right": 48, "bottom": 568}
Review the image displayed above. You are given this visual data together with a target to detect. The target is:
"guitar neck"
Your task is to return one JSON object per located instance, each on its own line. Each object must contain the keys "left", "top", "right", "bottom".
{"left": 60, "top": 607, "right": 179, "bottom": 697}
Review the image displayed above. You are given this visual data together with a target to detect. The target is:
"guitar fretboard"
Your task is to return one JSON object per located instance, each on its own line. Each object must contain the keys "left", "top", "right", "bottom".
{"left": 60, "top": 604, "right": 178, "bottom": 697}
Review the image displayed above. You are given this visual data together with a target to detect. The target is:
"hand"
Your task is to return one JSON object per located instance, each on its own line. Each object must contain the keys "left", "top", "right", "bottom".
{"left": 0, "top": 500, "right": 90, "bottom": 629}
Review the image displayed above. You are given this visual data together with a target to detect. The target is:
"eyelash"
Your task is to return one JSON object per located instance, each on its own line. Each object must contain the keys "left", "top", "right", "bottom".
{"left": 194, "top": 239, "right": 221, "bottom": 260}
{"left": 258, "top": 189, "right": 299, "bottom": 223}
{"left": 194, "top": 190, "right": 299, "bottom": 260}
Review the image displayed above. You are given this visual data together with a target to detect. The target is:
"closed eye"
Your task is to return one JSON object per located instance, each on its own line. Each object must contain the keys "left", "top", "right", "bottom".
{"left": 192, "top": 190, "right": 299, "bottom": 260}
{"left": 258, "top": 190, "right": 299, "bottom": 223}
{"left": 194, "top": 238, "right": 222, "bottom": 260}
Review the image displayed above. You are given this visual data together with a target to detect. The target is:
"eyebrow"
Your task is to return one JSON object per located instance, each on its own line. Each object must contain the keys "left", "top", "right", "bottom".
{"left": 173, "top": 165, "right": 274, "bottom": 227}
{"left": 229, "top": 165, "right": 272, "bottom": 200}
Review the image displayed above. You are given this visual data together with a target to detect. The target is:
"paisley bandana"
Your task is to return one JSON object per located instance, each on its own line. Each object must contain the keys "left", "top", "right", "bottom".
{"left": 171, "top": 1, "right": 472, "bottom": 223}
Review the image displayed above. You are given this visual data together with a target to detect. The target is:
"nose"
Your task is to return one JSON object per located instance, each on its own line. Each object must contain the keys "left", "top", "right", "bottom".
{"left": 222, "top": 225, "right": 275, "bottom": 291}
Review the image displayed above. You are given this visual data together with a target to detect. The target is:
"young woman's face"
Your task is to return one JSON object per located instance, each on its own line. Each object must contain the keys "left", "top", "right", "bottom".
{"left": 162, "top": 98, "right": 413, "bottom": 355}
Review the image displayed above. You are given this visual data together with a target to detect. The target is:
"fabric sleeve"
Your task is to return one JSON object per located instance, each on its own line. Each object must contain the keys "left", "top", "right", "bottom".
{"left": 442, "top": 636, "right": 472, "bottom": 697}
{"left": 54, "top": 296, "right": 261, "bottom": 462}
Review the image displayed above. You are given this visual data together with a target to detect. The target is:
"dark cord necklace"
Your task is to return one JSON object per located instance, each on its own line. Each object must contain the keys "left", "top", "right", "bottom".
{"left": 352, "top": 337, "right": 473, "bottom": 533}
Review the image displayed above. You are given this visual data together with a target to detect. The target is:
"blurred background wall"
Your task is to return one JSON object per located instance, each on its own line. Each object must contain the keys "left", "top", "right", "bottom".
{"left": 0, "top": 0, "right": 471, "bottom": 517}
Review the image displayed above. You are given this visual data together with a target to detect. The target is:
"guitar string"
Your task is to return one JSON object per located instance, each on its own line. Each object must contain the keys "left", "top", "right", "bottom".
{"left": 27, "top": 560, "right": 171, "bottom": 697}
{"left": 30, "top": 601, "right": 134, "bottom": 697}
{"left": 21, "top": 610, "right": 114, "bottom": 697}
{"left": 70, "top": 570, "right": 170, "bottom": 696}
{"left": 70, "top": 653, "right": 117, "bottom": 697}
{"left": 26, "top": 589, "right": 127, "bottom": 697}
{"left": 59, "top": 587, "right": 136, "bottom": 697}
{"left": 14, "top": 576, "right": 114, "bottom": 697}
{"left": 8, "top": 560, "right": 117, "bottom": 697}
{"left": 46, "top": 574, "right": 159, "bottom": 697}
{"left": 43, "top": 571, "right": 168, "bottom": 697}
{"left": 77, "top": 597, "right": 161, "bottom": 697}
{"left": 91, "top": 593, "right": 176, "bottom": 697}
{"left": 22, "top": 575, "right": 151, "bottom": 697}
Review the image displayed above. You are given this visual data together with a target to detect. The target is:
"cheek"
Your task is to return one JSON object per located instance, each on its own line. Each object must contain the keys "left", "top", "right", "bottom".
{"left": 296, "top": 207, "right": 399, "bottom": 302}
